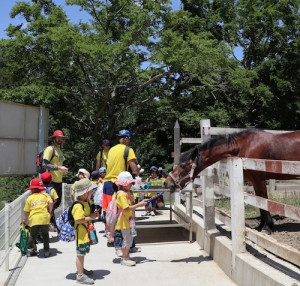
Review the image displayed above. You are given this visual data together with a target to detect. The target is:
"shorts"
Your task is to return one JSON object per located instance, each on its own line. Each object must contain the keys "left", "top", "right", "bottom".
{"left": 121, "top": 228, "right": 133, "bottom": 249}
{"left": 76, "top": 242, "right": 90, "bottom": 256}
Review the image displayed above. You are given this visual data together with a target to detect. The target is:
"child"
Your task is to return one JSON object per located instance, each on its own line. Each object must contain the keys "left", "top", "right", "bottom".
{"left": 73, "top": 178, "right": 99, "bottom": 284}
{"left": 71, "top": 168, "right": 90, "bottom": 201}
{"left": 41, "top": 172, "right": 59, "bottom": 231}
{"left": 21, "top": 178, "right": 53, "bottom": 257}
{"left": 114, "top": 171, "right": 148, "bottom": 266}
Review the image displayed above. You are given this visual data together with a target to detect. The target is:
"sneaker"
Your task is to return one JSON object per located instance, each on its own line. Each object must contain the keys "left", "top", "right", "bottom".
{"left": 107, "top": 240, "right": 114, "bottom": 247}
{"left": 129, "top": 246, "right": 141, "bottom": 253}
{"left": 141, "top": 211, "right": 147, "bottom": 216}
{"left": 83, "top": 269, "right": 94, "bottom": 276}
{"left": 27, "top": 250, "right": 38, "bottom": 257}
{"left": 115, "top": 249, "right": 123, "bottom": 257}
{"left": 121, "top": 259, "right": 136, "bottom": 266}
{"left": 76, "top": 274, "right": 94, "bottom": 284}
{"left": 150, "top": 211, "right": 155, "bottom": 216}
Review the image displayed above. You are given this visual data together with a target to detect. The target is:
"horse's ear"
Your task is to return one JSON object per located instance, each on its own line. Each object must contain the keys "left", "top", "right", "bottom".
{"left": 191, "top": 148, "right": 199, "bottom": 160}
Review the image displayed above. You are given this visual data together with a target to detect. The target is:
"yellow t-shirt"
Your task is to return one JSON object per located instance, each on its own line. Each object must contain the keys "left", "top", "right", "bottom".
{"left": 103, "top": 144, "right": 137, "bottom": 183}
{"left": 42, "top": 187, "right": 59, "bottom": 201}
{"left": 116, "top": 191, "right": 132, "bottom": 230}
{"left": 96, "top": 150, "right": 109, "bottom": 168}
{"left": 24, "top": 193, "right": 51, "bottom": 226}
{"left": 72, "top": 201, "right": 90, "bottom": 245}
{"left": 43, "top": 145, "right": 65, "bottom": 183}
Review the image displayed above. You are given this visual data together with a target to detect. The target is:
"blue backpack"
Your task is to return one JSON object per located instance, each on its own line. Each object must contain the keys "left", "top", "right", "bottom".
{"left": 56, "top": 201, "right": 85, "bottom": 243}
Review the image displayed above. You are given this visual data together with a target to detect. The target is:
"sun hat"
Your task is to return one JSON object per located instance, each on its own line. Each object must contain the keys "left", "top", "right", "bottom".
{"left": 91, "top": 170, "right": 100, "bottom": 180}
{"left": 114, "top": 171, "right": 136, "bottom": 186}
{"left": 27, "top": 178, "right": 46, "bottom": 190}
{"left": 102, "top": 139, "right": 110, "bottom": 145}
{"left": 150, "top": 166, "right": 158, "bottom": 171}
{"left": 49, "top": 130, "right": 67, "bottom": 140}
{"left": 99, "top": 167, "right": 107, "bottom": 174}
{"left": 76, "top": 168, "right": 90, "bottom": 179}
{"left": 75, "top": 178, "right": 94, "bottom": 197}
{"left": 117, "top": 130, "right": 131, "bottom": 138}
{"left": 41, "top": 172, "right": 52, "bottom": 182}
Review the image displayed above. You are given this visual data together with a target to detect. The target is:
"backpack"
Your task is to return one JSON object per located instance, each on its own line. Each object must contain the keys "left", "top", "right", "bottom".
{"left": 106, "top": 191, "right": 129, "bottom": 226}
{"left": 94, "top": 184, "right": 103, "bottom": 206}
{"left": 44, "top": 186, "right": 53, "bottom": 198}
{"left": 36, "top": 145, "right": 55, "bottom": 173}
{"left": 56, "top": 201, "right": 85, "bottom": 243}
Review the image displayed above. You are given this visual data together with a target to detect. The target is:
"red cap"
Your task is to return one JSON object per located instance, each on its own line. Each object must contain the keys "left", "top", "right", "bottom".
{"left": 41, "top": 172, "right": 52, "bottom": 182}
{"left": 27, "top": 178, "right": 46, "bottom": 190}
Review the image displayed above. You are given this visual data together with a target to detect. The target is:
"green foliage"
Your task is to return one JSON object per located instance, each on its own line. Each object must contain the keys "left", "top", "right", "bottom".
{"left": 0, "top": 0, "right": 299, "bottom": 199}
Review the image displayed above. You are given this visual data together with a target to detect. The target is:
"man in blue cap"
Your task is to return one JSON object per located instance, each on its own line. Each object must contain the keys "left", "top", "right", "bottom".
{"left": 102, "top": 130, "right": 139, "bottom": 246}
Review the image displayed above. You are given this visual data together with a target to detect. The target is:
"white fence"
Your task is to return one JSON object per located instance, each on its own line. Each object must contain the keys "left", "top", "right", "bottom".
{"left": 0, "top": 190, "right": 30, "bottom": 270}
{"left": 174, "top": 119, "right": 300, "bottom": 269}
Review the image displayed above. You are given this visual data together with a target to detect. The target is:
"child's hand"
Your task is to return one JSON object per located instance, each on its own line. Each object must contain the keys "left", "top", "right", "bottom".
{"left": 139, "top": 199, "right": 149, "bottom": 206}
{"left": 90, "top": 210, "right": 99, "bottom": 220}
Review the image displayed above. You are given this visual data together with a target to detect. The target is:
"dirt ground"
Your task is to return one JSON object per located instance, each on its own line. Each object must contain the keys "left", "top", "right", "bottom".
{"left": 245, "top": 215, "right": 300, "bottom": 251}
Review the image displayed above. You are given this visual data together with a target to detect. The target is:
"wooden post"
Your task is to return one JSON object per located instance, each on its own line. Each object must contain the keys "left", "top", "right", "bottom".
{"left": 202, "top": 167, "right": 215, "bottom": 253}
{"left": 228, "top": 158, "right": 246, "bottom": 271}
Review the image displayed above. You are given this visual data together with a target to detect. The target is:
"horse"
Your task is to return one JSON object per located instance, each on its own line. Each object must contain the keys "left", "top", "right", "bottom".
{"left": 165, "top": 129, "right": 300, "bottom": 234}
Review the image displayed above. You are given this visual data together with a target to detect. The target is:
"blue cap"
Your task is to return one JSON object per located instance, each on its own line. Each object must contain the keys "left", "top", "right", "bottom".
{"left": 117, "top": 130, "right": 131, "bottom": 138}
{"left": 99, "top": 167, "right": 107, "bottom": 174}
{"left": 150, "top": 166, "right": 158, "bottom": 171}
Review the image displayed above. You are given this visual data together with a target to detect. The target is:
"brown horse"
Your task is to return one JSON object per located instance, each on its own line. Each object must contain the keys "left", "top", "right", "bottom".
{"left": 165, "top": 129, "right": 300, "bottom": 233}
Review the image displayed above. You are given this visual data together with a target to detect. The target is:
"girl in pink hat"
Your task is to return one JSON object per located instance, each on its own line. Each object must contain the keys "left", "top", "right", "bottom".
{"left": 114, "top": 171, "right": 148, "bottom": 266}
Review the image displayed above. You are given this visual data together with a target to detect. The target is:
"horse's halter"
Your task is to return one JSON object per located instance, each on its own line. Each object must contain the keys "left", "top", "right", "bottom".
{"left": 169, "top": 154, "right": 199, "bottom": 190}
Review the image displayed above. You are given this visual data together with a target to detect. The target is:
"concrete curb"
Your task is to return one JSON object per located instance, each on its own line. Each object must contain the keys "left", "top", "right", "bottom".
{"left": 174, "top": 204, "right": 300, "bottom": 286}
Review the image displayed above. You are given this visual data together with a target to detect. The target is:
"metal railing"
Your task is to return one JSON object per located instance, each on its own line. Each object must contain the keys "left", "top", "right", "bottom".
{"left": 0, "top": 190, "right": 30, "bottom": 270}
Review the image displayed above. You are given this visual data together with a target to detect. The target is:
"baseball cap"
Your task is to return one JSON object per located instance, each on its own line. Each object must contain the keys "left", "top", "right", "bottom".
{"left": 117, "top": 130, "right": 131, "bottom": 138}
{"left": 99, "top": 167, "right": 107, "bottom": 174}
{"left": 41, "top": 172, "right": 52, "bottom": 182}
{"left": 102, "top": 139, "right": 110, "bottom": 145}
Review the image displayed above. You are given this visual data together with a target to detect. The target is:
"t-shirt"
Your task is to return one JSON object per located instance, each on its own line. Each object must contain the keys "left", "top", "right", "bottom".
{"left": 96, "top": 150, "right": 109, "bottom": 168}
{"left": 116, "top": 191, "right": 132, "bottom": 230}
{"left": 42, "top": 187, "right": 59, "bottom": 201}
{"left": 43, "top": 145, "right": 65, "bottom": 183}
{"left": 24, "top": 193, "right": 51, "bottom": 226}
{"left": 72, "top": 201, "right": 90, "bottom": 245}
{"left": 103, "top": 144, "right": 137, "bottom": 183}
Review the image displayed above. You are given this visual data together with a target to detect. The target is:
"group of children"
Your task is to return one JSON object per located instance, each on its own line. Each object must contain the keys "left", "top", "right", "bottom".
{"left": 21, "top": 166, "right": 165, "bottom": 284}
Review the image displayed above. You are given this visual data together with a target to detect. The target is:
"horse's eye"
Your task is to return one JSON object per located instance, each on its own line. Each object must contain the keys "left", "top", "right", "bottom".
{"left": 180, "top": 164, "right": 185, "bottom": 169}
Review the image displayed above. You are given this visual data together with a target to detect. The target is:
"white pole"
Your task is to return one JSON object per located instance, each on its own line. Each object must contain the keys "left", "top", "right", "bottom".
{"left": 229, "top": 158, "right": 246, "bottom": 271}
{"left": 4, "top": 202, "right": 10, "bottom": 271}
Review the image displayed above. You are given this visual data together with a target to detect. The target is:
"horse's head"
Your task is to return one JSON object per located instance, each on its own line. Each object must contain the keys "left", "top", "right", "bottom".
{"left": 165, "top": 147, "right": 201, "bottom": 192}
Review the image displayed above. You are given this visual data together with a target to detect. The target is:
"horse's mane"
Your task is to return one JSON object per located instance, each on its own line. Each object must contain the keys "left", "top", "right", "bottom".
{"left": 181, "top": 128, "right": 260, "bottom": 161}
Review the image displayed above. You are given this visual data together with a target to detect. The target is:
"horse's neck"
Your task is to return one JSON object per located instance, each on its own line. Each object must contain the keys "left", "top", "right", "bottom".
{"left": 201, "top": 143, "right": 239, "bottom": 168}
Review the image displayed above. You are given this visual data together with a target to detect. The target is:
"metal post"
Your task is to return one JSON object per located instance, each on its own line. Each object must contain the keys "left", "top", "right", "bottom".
{"left": 189, "top": 190, "right": 193, "bottom": 242}
{"left": 38, "top": 106, "right": 45, "bottom": 177}
{"left": 229, "top": 158, "right": 246, "bottom": 271}
{"left": 4, "top": 202, "right": 10, "bottom": 271}
{"left": 174, "top": 120, "right": 181, "bottom": 204}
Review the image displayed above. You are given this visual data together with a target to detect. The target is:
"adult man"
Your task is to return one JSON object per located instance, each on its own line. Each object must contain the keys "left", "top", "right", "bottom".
{"left": 42, "top": 130, "right": 68, "bottom": 209}
{"left": 96, "top": 139, "right": 111, "bottom": 170}
{"left": 102, "top": 130, "right": 139, "bottom": 245}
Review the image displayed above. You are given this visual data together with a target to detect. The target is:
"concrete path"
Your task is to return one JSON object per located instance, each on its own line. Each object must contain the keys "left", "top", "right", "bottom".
{"left": 2, "top": 209, "right": 236, "bottom": 286}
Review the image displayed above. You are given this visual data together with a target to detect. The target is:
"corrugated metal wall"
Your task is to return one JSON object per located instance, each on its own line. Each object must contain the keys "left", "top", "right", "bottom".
{"left": 0, "top": 101, "right": 49, "bottom": 176}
